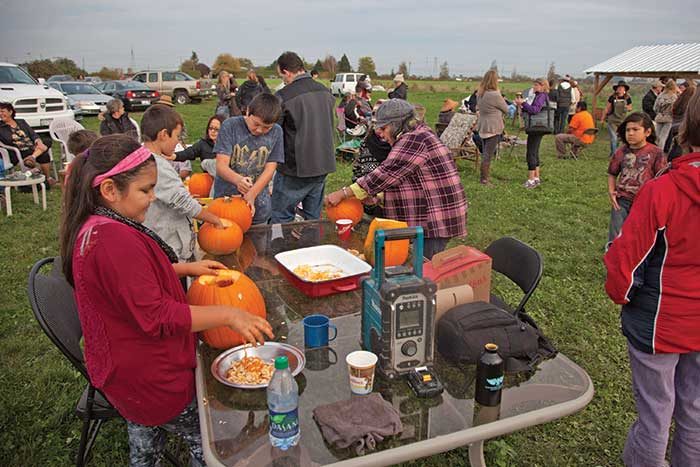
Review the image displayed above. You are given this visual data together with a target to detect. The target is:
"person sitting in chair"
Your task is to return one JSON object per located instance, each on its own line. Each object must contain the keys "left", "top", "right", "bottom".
{"left": 100, "top": 98, "right": 139, "bottom": 141}
{"left": 555, "top": 101, "right": 596, "bottom": 158}
{"left": 438, "top": 99, "right": 459, "bottom": 126}
{"left": 344, "top": 92, "right": 367, "bottom": 136}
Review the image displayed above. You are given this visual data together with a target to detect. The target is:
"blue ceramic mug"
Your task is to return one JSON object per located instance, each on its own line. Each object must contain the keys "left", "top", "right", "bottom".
{"left": 303, "top": 314, "right": 338, "bottom": 348}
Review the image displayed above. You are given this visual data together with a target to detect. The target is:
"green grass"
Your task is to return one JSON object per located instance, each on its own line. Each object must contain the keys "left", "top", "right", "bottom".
{"left": 0, "top": 89, "right": 635, "bottom": 466}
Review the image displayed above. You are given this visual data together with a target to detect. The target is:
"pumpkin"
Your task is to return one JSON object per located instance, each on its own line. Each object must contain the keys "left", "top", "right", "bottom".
{"left": 363, "top": 217, "right": 410, "bottom": 267}
{"left": 188, "top": 173, "right": 213, "bottom": 198}
{"left": 326, "top": 198, "right": 363, "bottom": 225}
{"left": 235, "top": 237, "right": 257, "bottom": 272}
{"left": 208, "top": 196, "right": 253, "bottom": 233}
{"left": 187, "top": 270, "right": 267, "bottom": 349}
{"left": 198, "top": 219, "right": 243, "bottom": 255}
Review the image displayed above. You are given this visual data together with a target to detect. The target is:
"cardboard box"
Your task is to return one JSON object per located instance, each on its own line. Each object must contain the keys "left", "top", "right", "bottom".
{"left": 423, "top": 245, "right": 492, "bottom": 302}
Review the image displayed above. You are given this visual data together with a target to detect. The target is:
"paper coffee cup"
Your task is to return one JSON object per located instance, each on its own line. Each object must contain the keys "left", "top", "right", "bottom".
{"left": 346, "top": 350, "right": 378, "bottom": 395}
{"left": 335, "top": 218, "right": 353, "bottom": 241}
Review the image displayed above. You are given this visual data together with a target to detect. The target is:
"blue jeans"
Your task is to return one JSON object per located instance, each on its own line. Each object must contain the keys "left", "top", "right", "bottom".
{"left": 607, "top": 122, "right": 619, "bottom": 156}
{"left": 554, "top": 107, "right": 569, "bottom": 134}
{"left": 608, "top": 196, "right": 632, "bottom": 243}
{"left": 213, "top": 178, "right": 272, "bottom": 225}
{"left": 270, "top": 172, "right": 326, "bottom": 223}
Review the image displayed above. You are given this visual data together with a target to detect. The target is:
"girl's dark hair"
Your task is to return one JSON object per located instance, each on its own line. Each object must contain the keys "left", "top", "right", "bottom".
{"left": 617, "top": 111, "right": 656, "bottom": 146}
{"left": 205, "top": 114, "right": 225, "bottom": 139}
{"left": 0, "top": 101, "right": 16, "bottom": 119}
{"left": 678, "top": 90, "right": 700, "bottom": 150}
{"left": 60, "top": 134, "right": 154, "bottom": 285}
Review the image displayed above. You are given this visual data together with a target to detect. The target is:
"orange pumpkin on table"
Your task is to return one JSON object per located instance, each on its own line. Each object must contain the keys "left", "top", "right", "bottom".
{"left": 198, "top": 219, "right": 243, "bottom": 255}
{"left": 187, "top": 270, "right": 267, "bottom": 349}
{"left": 188, "top": 173, "right": 213, "bottom": 198}
{"left": 363, "top": 217, "right": 410, "bottom": 267}
{"left": 326, "top": 198, "right": 363, "bottom": 225}
{"left": 208, "top": 196, "right": 253, "bottom": 233}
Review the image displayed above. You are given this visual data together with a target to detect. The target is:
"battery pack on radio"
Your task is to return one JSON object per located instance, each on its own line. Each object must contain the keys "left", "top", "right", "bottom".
{"left": 361, "top": 227, "right": 437, "bottom": 379}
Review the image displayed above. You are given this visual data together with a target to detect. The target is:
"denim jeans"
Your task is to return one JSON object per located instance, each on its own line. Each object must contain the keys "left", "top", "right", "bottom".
{"left": 554, "top": 107, "right": 569, "bottom": 134}
{"left": 607, "top": 122, "right": 619, "bottom": 156}
{"left": 270, "top": 172, "right": 326, "bottom": 223}
{"left": 608, "top": 196, "right": 632, "bottom": 243}
{"left": 623, "top": 343, "right": 700, "bottom": 467}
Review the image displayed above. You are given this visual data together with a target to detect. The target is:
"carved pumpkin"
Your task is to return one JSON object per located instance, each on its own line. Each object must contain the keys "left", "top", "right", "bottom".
{"left": 363, "top": 217, "right": 410, "bottom": 267}
{"left": 187, "top": 270, "right": 267, "bottom": 349}
{"left": 208, "top": 196, "right": 253, "bottom": 233}
{"left": 198, "top": 219, "right": 243, "bottom": 255}
{"left": 326, "top": 198, "right": 363, "bottom": 225}
{"left": 188, "top": 173, "right": 213, "bottom": 198}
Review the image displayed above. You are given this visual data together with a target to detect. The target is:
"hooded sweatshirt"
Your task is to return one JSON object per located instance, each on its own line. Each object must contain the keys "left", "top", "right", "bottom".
{"left": 605, "top": 152, "right": 700, "bottom": 354}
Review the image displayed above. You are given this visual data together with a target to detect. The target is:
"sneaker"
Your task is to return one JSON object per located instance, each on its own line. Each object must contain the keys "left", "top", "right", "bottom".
{"left": 524, "top": 179, "right": 537, "bottom": 189}
{"left": 534, "top": 178, "right": 541, "bottom": 186}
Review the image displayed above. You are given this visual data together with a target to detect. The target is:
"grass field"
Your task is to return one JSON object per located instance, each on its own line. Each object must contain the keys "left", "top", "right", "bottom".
{"left": 0, "top": 82, "right": 643, "bottom": 466}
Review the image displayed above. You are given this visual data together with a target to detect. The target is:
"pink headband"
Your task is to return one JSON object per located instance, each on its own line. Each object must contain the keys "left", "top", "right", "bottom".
{"left": 92, "top": 146, "right": 152, "bottom": 187}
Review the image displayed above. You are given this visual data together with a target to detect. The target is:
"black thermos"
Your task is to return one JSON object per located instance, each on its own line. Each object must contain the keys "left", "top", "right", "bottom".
{"left": 475, "top": 343, "right": 504, "bottom": 407}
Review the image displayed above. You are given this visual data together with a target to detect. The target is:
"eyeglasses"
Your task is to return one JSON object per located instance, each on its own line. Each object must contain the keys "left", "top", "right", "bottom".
{"left": 208, "top": 127, "right": 220, "bottom": 132}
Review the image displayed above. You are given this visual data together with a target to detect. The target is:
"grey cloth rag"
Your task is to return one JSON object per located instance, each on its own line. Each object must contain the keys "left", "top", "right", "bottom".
{"left": 374, "top": 99, "right": 415, "bottom": 127}
{"left": 312, "top": 393, "right": 403, "bottom": 456}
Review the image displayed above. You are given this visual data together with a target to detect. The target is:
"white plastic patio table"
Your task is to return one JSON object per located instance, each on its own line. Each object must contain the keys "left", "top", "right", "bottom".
{"left": 0, "top": 174, "right": 47, "bottom": 216}
{"left": 194, "top": 220, "right": 595, "bottom": 467}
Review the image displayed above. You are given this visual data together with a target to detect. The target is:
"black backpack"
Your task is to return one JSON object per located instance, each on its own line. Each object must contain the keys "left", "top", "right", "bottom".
{"left": 436, "top": 301, "right": 557, "bottom": 373}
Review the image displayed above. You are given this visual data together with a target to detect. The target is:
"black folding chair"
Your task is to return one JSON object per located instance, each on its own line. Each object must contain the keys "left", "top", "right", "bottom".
{"left": 485, "top": 237, "right": 543, "bottom": 317}
{"left": 27, "top": 257, "right": 182, "bottom": 467}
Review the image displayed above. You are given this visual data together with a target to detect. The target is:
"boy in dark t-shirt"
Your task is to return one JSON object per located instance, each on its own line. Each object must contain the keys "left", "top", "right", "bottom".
{"left": 213, "top": 93, "right": 284, "bottom": 225}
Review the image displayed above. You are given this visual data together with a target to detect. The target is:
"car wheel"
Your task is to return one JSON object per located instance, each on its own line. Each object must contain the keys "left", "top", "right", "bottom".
{"left": 175, "top": 91, "right": 190, "bottom": 105}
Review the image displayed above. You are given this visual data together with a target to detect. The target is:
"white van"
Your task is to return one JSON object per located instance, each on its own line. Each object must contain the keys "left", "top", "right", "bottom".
{"left": 0, "top": 62, "right": 74, "bottom": 135}
{"left": 330, "top": 73, "right": 367, "bottom": 96}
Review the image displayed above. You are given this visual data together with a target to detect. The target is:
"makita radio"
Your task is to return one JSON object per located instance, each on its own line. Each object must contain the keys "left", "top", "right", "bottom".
{"left": 361, "top": 227, "right": 437, "bottom": 379}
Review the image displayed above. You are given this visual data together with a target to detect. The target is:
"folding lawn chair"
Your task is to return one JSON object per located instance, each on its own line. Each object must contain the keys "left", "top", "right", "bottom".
{"left": 439, "top": 112, "right": 480, "bottom": 170}
{"left": 569, "top": 128, "right": 599, "bottom": 160}
{"left": 485, "top": 237, "right": 543, "bottom": 318}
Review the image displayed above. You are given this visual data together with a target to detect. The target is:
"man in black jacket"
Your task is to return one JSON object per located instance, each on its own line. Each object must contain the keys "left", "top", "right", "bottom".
{"left": 642, "top": 81, "right": 663, "bottom": 120}
{"left": 271, "top": 51, "right": 336, "bottom": 223}
{"left": 554, "top": 76, "right": 573, "bottom": 134}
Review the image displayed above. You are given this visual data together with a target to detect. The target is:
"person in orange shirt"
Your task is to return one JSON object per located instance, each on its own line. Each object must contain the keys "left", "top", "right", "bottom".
{"left": 555, "top": 101, "right": 596, "bottom": 158}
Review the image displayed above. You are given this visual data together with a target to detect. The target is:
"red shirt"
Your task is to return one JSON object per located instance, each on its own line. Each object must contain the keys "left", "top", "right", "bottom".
{"left": 608, "top": 142, "right": 666, "bottom": 201}
{"left": 72, "top": 216, "right": 195, "bottom": 426}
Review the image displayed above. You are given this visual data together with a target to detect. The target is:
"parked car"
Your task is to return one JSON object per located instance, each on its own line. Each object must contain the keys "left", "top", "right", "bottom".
{"left": 330, "top": 73, "right": 367, "bottom": 96}
{"left": 131, "top": 70, "right": 206, "bottom": 105}
{"left": 97, "top": 80, "right": 159, "bottom": 111}
{"left": 0, "top": 62, "right": 74, "bottom": 136}
{"left": 48, "top": 81, "right": 110, "bottom": 117}
{"left": 47, "top": 74, "right": 75, "bottom": 83}
{"left": 84, "top": 76, "right": 102, "bottom": 84}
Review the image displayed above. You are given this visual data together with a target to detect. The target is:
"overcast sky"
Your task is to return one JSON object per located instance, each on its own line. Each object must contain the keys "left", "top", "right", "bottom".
{"left": 1, "top": 0, "right": 697, "bottom": 78}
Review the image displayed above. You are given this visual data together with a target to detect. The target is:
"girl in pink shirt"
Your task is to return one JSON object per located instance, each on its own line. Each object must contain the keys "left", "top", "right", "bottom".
{"left": 60, "top": 134, "right": 273, "bottom": 466}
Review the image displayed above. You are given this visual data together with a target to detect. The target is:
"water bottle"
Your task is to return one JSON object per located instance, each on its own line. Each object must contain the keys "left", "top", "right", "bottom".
{"left": 267, "top": 356, "right": 300, "bottom": 450}
{"left": 474, "top": 343, "right": 504, "bottom": 407}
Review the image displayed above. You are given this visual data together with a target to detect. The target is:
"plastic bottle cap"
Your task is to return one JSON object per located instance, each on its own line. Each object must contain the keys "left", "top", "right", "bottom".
{"left": 274, "top": 356, "right": 289, "bottom": 370}
{"left": 485, "top": 343, "right": 499, "bottom": 352}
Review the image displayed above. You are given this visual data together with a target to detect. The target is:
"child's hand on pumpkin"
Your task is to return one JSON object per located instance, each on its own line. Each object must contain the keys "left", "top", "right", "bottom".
{"left": 228, "top": 309, "right": 274, "bottom": 345}
{"left": 187, "top": 260, "right": 227, "bottom": 277}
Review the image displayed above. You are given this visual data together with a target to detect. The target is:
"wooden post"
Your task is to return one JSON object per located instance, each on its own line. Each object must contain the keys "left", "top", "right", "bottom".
{"left": 593, "top": 73, "right": 600, "bottom": 123}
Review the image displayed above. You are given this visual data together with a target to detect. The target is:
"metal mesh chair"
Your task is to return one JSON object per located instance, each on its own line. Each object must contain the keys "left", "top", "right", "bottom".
{"left": 27, "top": 257, "right": 182, "bottom": 466}
{"left": 485, "top": 237, "right": 543, "bottom": 317}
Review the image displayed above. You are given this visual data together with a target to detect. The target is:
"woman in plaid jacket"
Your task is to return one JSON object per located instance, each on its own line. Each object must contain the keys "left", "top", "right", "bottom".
{"left": 326, "top": 99, "right": 467, "bottom": 259}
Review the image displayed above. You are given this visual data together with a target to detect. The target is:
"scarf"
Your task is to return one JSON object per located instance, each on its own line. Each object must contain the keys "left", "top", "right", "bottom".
{"left": 94, "top": 206, "right": 179, "bottom": 264}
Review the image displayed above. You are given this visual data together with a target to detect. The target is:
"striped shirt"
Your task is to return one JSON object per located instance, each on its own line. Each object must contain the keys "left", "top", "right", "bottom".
{"left": 357, "top": 123, "right": 467, "bottom": 239}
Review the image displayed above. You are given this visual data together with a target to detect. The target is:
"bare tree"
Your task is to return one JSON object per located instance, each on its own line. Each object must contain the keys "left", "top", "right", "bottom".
{"left": 398, "top": 61, "right": 408, "bottom": 76}
{"left": 439, "top": 61, "right": 450, "bottom": 80}
{"left": 547, "top": 62, "right": 557, "bottom": 82}
{"left": 322, "top": 55, "right": 337, "bottom": 74}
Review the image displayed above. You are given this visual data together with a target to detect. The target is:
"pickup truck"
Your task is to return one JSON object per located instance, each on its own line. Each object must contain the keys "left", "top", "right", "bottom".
{"left": 0, "top": 62, "right": 74, "bottom": 137}
{"left": 131, "top": 70, "right": 209, "bottom": 105}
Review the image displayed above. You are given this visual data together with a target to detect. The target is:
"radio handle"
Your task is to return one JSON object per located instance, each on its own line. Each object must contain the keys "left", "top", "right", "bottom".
{"left": 373, "top": 226, "right": 424, "bottom": 286}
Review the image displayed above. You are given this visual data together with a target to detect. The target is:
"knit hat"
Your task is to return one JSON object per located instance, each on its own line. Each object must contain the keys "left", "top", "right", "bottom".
{"left": 374, "top": 99, "right": 415, "bottom": 127}
{"left": 440, "top": 98, "right": 459, "bottom": 112}
{"left": 393, "top": 74, "right": 405, "bottom": 83}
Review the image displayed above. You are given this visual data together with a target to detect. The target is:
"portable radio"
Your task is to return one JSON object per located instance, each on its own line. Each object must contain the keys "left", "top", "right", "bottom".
{"left": 361, "top": 227, "right": 437, "bottom": 379}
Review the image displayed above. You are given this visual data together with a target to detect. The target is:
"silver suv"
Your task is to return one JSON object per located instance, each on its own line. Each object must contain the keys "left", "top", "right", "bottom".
{"left": 131, "top": 70, "right": 206, "bottom": 105}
